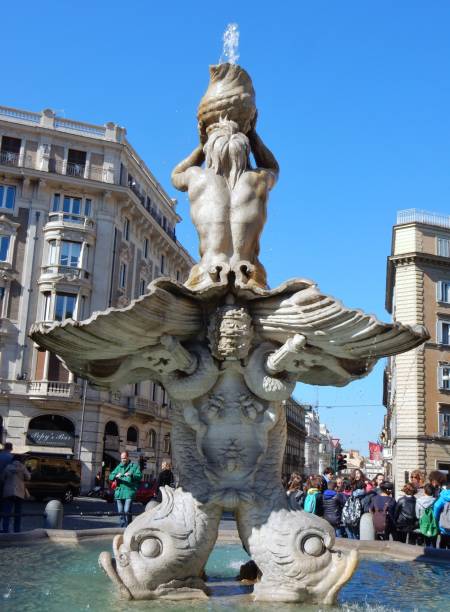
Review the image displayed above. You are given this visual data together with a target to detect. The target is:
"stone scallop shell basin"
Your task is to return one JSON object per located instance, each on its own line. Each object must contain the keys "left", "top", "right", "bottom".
{"left": 1, "top": 538, "right": 449, "bottom": 611}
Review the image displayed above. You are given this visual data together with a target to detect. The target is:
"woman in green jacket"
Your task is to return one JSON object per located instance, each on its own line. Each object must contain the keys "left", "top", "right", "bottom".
{"left": 109, "top": 451, "right": 142, "bottom": 527}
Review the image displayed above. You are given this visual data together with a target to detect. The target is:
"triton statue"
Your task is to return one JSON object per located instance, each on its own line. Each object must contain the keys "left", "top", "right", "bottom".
{"left": 31, "top": 62, "right": 428, "bottom": 604}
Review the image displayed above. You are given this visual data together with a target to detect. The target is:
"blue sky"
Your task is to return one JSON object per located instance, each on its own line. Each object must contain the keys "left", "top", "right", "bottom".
{"left": 3, "top": 2, "right": 450, "bottom": 453}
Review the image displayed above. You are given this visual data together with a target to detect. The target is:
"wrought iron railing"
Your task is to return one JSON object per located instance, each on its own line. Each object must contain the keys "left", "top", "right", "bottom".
{"left": 0, "top": 150, "right": 20, "bottom": 166}
{"left": 397, "top": 209, "right": 450, "bottom": 230}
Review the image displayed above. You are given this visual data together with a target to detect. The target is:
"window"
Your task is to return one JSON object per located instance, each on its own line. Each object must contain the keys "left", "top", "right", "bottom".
{"left": 148, "top": 429, "right": 156, "bottom": 449}
{"left": 439, "top": 364, "right": 450, "bottom": 390}
{"left": 437, "top": 237, "right": 450, "bottom": 258}
{"left": 43, "top": 293, "right": 52, "bottom": 321}
{"left": 160, "top": 254, "right": 165, "bottom": 274}
{"left": 124, "top": 218, "right": 130, "bottom": 241}
{"left": 51, "top": 193, "right": 91, "bottom": 220}
{"left": 438, "top": 281, "right": 450, "bottom": 303}
{"left": 439, "top": 407, "right": 450, "bottom": 437}
{"left": 60, "top": 242, "right": 81, "bottom": 267}
{"left": 163, "top": 433, "right": 171, "bottom": 454}
{"left": 0, "top": 185, "right": 15, "bottom": 210}
{"left": 176, "top": 270, "right": 180, "bottom": 282}
{"left": 119, "top": 262, "right": 127, "bottom": 289}
{"left": 143, "top": 238, "right": 149, "bottom": 259}
{"left": 438, "top": 320, "right": 450, "bottom": 345}
{"left": 54, "top": 293, "right": 77, "bottom": 321}
{"left": 66, "top": 149, "right": 86, "bottom": 177}
{"left": 139, "top": 279, "right": 146, "bottom": 295}
{"left": 1, "top": 136, "right": 21, "bottom": 166}
{"left": 84, "top": 199, "right": 91, "bottom": 217}
{"left": 127, "top": 426, "right": 138, "bottom": 444}
{"left": 0, "top": 236, "right": 10, "bottom": 261}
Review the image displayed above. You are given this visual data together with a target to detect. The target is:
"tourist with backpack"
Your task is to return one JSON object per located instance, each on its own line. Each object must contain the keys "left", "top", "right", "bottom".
{"left": 303, "top": 476, "right": 323, "bottom": 516}
{"left": 342, "top": 483, "right": 365, "bottom": 539}
{"left": 433, "top": 483, "right": 450, "bottom": 549}
{"left": 394, "top": 483, "right": 418, "bottom": 544}
{"left": 416, "top": 483, "right": 439, "bottom": 547}
{"left": 322, "top": 481, "right": 346, "bottom": 537}
{"left": 369, "top": 481, "right": 396, "bottom": 540}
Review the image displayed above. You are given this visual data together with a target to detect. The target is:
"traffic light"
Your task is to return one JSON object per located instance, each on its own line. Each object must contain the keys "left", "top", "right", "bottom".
{"left": 139, "top": 456, "right": 148, "bottom": 471}
{"left": 337, "top": 454, "right": 347, "bottom": 472}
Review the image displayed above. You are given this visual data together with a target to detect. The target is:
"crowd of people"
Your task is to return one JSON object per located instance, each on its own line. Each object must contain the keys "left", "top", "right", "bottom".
{"left": 285, "top": 467, "right": 450, "bottom": 548}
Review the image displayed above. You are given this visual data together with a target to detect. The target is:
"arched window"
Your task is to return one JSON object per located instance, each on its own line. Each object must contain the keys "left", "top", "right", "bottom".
{"left": 127, "top": 426, "right": 138, "bottom": 444}
{"left": 163, "top": 433, "right": 171, "bottom": 454}
{"left": 148, "top": 429, "right": 156, "bottom": 449}
{"left": 104, "top": 421, "right": 119, "bottom": 436}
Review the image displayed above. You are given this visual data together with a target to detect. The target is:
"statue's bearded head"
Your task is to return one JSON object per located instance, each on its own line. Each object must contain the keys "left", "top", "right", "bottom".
{"left": 203, "top": 118, "right": 250, "bottom": 189}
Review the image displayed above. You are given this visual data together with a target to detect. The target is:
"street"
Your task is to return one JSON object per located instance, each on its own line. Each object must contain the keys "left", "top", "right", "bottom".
{"left": 8, "top": 497, "right": 236, "bottom": 532}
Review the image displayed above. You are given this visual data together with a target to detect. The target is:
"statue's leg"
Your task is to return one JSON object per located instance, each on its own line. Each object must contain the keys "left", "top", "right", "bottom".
{"left": 99, "top": 487, "right": 222, "bottom": 600}
{"left": 236, "top": 497, "right": 358, "bottom": 604}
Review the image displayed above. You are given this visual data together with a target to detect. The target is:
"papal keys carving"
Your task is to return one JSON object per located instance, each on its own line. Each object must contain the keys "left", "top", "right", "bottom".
{"left": 31, "top": 63, "right": 428, "bottom": 604}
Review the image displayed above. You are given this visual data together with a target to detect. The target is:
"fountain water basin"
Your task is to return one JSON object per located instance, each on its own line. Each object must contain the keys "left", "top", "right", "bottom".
{"left": 1, "top": 537, "right": 449, "bottom": 612}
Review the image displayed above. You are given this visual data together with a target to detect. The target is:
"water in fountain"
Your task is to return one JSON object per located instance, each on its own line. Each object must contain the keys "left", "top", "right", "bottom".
{"left": 1, "top": 540, "right": 449, "bottom": 611}
{"left": 219, "top": 23, "right": 240, "bottom": 64}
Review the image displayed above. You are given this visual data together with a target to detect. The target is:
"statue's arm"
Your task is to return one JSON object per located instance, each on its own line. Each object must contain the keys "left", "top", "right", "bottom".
{"left": 248, "top": 129, "right": 279, "bottom": 189}
{"left": 171, "top": 145, "right": 205, "bottom": 191}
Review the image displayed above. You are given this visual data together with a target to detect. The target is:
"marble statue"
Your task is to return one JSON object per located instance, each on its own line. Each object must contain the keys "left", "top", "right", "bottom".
{"left": 30, "top": 62, "right": 428, "bottom": 604}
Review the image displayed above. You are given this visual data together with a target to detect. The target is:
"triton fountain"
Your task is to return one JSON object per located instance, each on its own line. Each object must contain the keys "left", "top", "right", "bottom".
{"left": 30, "top": 57, "right": 428, "bottom": 604}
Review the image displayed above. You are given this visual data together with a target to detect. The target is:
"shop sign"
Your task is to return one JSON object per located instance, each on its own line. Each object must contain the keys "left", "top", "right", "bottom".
{"left": 27, "top": 429, "right": 74, "bottom": 448}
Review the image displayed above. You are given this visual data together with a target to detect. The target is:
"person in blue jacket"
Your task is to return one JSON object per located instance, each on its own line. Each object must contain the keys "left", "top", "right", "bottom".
{"left": 433, "top": 485, "right": 450, "bottom": 550}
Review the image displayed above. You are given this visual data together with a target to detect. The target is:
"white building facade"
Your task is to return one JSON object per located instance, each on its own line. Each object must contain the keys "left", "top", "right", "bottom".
{"left": 304, "top": 407, "right": 320, "bottom": 475}
{"left": 0, "top": 105, "right": 194, "bottom": 490}
{"left": 318, "top": 423, "right": 333, "bottom": 475}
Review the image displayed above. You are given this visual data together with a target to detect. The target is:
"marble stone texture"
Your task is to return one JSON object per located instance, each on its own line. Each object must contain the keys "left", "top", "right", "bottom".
{"left": 30, "top": 63, "right": 429, "bottom": 604}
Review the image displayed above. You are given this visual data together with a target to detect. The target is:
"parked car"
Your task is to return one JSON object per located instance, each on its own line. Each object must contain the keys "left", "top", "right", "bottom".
{"left": 24, "top": 454, "right": 81, "bottom": 503}
{"left": 103, "top": 480, "right": 158, "bottom": 505}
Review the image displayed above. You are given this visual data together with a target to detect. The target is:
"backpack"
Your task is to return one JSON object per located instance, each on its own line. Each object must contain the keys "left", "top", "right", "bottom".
{"left": 342, "top": 496, "right": 362, "bottom": 527}
{"left": 419, "top": 506, "right": 439, "bottom": 537}
{"left": 372, "top": 499, "right": 390, "bottom": 534}
{"left": 304, "top": 492, "right": 318, "bottom": 514}
{"left": 439, "top": 502, "right": 450, "bottom": 531}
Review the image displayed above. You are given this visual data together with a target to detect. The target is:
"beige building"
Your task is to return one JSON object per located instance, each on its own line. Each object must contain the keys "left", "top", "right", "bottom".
{"left": 0, "top": 104, "right": 194, "bottom": 491}
{"left": 383, "top": 209, "right": 450, "bottom": 493}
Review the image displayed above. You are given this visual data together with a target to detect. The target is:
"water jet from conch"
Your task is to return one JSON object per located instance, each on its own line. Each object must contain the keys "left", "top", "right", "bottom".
{"left": 219, "top": 23, "right": 240, "bottom": 65}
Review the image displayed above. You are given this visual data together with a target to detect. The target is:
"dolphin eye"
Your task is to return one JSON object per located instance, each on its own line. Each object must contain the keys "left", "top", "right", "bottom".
{"left": 300, "top": 534, "right": 325, "bottom": 557}
{"left": 139, "top": 537, "right": 162, "bottom": 558}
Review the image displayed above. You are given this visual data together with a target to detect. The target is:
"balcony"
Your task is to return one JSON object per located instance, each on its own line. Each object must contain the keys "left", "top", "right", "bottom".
{"left": 128, "top": 396, "right": 162, "bottom": 418}
{"left": 397, "top": 209, "right": 450, "bottom": 231}
{"left": 0, "top": 150, "right": 19, "bottom": 166}
{"left": 40, "top": 265, "right": 90, "bottom": 280}
{"left": 27, "top": 380, "right": 80, "bottom": 399}
{"left": 48, "top": 158, "right": 113, "bottom": 183}
{"left": 46, "top": 211, "right": 95, "bottom": 231}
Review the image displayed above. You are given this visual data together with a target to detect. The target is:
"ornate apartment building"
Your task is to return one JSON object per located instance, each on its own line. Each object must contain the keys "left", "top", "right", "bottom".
{"left": 282, "top": 397, "right": 306, "bottom": 480}
{"left": 0, "top": 105, "right": 194, "bottom": 490}
{"left": 318, "top": 423, "right": 334, "bottom": 475}
{"left": 304, "top": 406, "right": 321, "bottom": 476}
{"left": 383, "top": 209, "right": 450, "bottom": 493}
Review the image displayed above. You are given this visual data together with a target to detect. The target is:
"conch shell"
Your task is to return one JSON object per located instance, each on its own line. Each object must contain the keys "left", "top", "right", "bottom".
{"left": 198, "top": 63, "right": 256, "bottom": 134}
